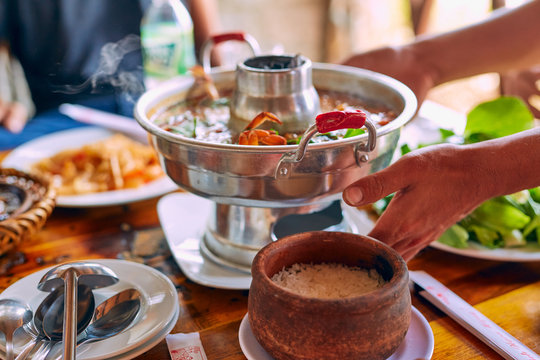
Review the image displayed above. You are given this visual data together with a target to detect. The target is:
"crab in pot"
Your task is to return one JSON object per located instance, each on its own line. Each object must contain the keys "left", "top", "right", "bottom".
{"left": 237, "top": 112, "right": 287, "bottom": 145}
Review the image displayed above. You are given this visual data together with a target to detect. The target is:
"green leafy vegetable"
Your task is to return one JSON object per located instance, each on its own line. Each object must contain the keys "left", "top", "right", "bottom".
{"left": 468, "top": 199, "right": 530, "bottom": 233}
{"left": 439, "top": 128, "right": 456, "bottom": 140}
{"left": 469, "top": 225, "right": 501, "bottom": 248}
{"left": 372, "top": 194, "right": 394, "bottom": 215}
{"left": 522, "top": 196, "right": 540, "bottom": 242}
{"left": 400, "top": 144, "right": 412, "bottom": 155}
{"left": 438, "top": 224, "right": 469, "bottom": 248}
{"left": 502, "top": 229, "right": 526, "bottom": 248}
{"left": 530, "top": 186, "right": 540, "bottom": 202}
{"left": 464, "top": 96, "right": 534, "bottom": 142}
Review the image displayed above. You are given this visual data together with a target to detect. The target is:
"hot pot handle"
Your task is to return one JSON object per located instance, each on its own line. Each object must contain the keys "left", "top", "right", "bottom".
{"left": 275, "top": 112, "right": 377, "bottom": 179}
{"left": 200, "top": 32, "right": 261, "bottom": 73}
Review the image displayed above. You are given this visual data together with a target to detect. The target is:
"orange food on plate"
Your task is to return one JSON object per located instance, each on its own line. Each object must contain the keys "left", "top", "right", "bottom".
{"left": 31, "top": 134, "right": 163, "bottom": 195}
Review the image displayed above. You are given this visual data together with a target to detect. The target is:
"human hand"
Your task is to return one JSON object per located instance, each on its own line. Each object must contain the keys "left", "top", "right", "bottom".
{"left": 341, "top": 45, "right": 436, "bottom": 107}
{"left": 342, "top": 143, "right": 494, "bottom": 261}
{"left": 0, "top": 99, "right": 29, "bottom": 133}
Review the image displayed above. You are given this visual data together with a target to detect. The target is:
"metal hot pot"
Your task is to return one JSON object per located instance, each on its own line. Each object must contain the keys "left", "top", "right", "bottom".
{"left": 135, "top": 34, "right": 417, "bottom": 272}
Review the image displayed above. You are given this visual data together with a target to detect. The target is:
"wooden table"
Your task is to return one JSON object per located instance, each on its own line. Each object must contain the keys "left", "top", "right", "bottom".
{"left": 1, "top": 153, "right": 539, "bottom": 360}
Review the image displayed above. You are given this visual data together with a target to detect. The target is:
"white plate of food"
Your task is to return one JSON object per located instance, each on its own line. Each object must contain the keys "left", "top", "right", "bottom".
{"left": 344, "top": 191, "right": 540, "bottom": 263}
{"left": 2, "top": 127, "right": 178, "bottom": 207}
{"left": 429, "top": 241, "right": 540, "bottom": 262}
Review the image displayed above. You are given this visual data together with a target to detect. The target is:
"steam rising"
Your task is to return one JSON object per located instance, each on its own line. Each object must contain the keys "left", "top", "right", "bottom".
{"left": 54, "top": 34, "right": 145, "bottom": 104}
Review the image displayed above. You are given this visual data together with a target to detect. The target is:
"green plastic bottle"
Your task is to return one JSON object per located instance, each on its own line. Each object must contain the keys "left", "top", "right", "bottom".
{"left": 141, "top": 0, "right": 196, "bottom": 88}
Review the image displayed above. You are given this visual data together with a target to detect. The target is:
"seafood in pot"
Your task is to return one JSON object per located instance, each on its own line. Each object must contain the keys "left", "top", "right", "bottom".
{"left": 151, "top": 67, "right": 397, "bottom": 146}
{"left": 237, "top": 112, "right": 286, "bottom": 145}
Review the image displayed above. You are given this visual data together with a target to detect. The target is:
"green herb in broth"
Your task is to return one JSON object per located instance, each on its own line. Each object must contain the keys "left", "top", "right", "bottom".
{"left": 207, "top": 98, "right": 230, "bottom": 108}
{"left": 287, "top": 138, "right": 300, "bottom": 145}
{"left": 317, "top": 133, "right": 339, "bottom": 141}
{"left": 156, "top": 97, "right": 233, "bottom": 143}
{"left": 344, "top": 128, "right": 366, "bottom": 138}
{"left": 168, "top": 117, "right": 198, "bottom": 138}
{"left": 154, "top": 90, "right": 397, "bottom": 144}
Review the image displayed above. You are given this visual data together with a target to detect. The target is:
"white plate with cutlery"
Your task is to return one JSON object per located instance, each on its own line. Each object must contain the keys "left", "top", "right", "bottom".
{"left": 0, "top": 259, "right": 179, "bottom": 359}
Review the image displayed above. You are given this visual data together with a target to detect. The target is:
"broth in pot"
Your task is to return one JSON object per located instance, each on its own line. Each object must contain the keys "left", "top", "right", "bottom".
{"left": 151, "top": 89, "right": 398, "bottom": 145}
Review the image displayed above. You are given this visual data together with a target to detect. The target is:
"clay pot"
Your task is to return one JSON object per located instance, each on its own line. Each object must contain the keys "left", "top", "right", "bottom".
{"left": 248, "top": 231, "right": 411, "bottom": 360}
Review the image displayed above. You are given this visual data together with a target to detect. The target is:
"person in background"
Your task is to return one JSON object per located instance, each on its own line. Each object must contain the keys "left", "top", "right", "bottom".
{"left": 0, "top": 0, "right": 219, "bottom": 150}
{"left": 341, "top": 0, "right": 540, "bottom": 261}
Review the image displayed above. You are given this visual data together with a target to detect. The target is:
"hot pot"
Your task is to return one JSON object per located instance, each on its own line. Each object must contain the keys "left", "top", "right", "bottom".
{"left": 136, "top": 63, "right": 416, "bottom": 207}
{"left": 134, "top": 36, "right": 416, "bottom": 270}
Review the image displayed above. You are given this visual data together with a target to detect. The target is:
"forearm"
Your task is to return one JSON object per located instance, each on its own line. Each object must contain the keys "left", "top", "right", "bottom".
{"left": 188, "top": 0, "right": 221, "bottom": 52}
{"left": 467, "top": 127, "right": 540, "bottom": 198}
{"left": 409, "top": 0, "right": 540, "bottom": 86}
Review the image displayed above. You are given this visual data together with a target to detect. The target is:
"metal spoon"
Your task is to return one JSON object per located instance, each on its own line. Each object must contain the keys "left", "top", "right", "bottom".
{"left": 83, "top": 288, "right": 141, "bottom": 341}
{"left": 13, "top": 288, "right": 60, "bottom": 360}
{"left": 38, "top": 262, "right": 118, "bottom": 360}
{"left": 48, "top": 288, "right": 142, "bottom": 360}
{"left": 0, "top": 299, "right": 32, "bottom": 360}
{"left": 28, "top": 284, "right": 95, "bottom": 360}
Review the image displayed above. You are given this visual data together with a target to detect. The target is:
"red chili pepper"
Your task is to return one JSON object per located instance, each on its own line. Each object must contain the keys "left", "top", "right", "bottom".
{"left": 315, "top": 110, "right": 367, "bottom": 133}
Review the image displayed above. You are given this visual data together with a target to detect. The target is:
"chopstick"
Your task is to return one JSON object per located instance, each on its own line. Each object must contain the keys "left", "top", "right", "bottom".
{"left": 58, "top": 103, "right": 148, "bottom": 144}
{"left": 409, "top": 270, "right": 539, "bottom": 360}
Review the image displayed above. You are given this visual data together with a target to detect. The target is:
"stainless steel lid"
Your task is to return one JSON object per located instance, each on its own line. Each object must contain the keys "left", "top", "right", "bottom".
{"left": 230, "top": 54, "right": 320, "bottom": 133}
